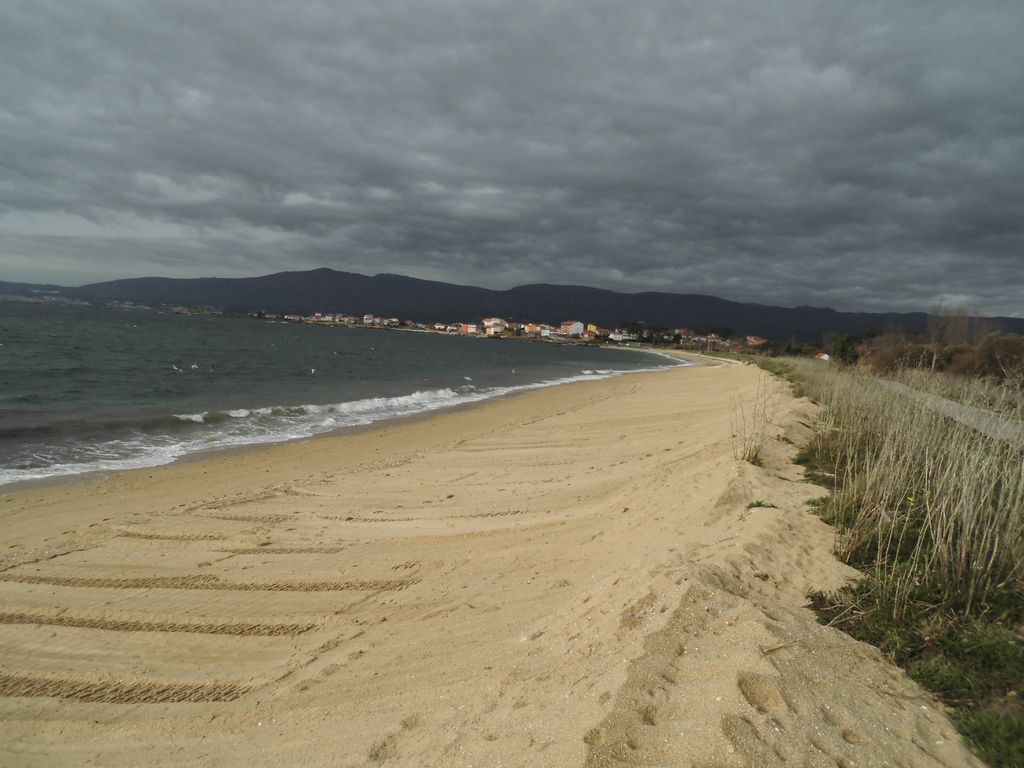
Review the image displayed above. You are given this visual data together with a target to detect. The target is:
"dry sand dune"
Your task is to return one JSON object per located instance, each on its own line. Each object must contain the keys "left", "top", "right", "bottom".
{"left": 0, "top": 360, "right": 982, "bottom": 767}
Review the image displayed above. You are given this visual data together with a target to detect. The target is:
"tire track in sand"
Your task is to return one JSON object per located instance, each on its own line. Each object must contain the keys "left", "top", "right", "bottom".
{"left": 217, "top": 546, "right": 347, "bottom": 555}
{"left": 0, "top": 612, "right": 317, "bottom": 636}
{"left": 116, "top": 530, "right": 226, "bottom": 542}
{"left": 192, "top": 512, "right": 291, "bottom": 524}
{"left": 0, "top": 574, "right": 419, "bottom": 592}
{"left": 0, "top": 673, "right": 248, "bottom": 703}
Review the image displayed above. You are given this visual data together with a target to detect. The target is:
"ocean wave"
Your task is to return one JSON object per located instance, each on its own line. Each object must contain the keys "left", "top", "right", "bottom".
{"left": 0, "top": 358, "right": 688, "bottom": 487}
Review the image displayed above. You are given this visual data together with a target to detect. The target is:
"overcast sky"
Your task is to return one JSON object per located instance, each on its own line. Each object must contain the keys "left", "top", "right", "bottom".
{"left": 1, "top": 1, "right": 1022, "bottom": 315}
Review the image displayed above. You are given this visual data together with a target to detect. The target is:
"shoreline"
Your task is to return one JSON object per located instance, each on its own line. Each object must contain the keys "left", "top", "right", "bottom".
{"left": 0, "top": 360, "right": 980, "bottom": 767}
{"left": 0, "top": 347, "right": 692, "bottom": 496}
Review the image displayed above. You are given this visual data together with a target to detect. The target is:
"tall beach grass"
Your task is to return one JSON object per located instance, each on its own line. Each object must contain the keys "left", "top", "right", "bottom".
{"left": 771, "top": 357, "right": 1024, "bottom": 765}
{"left": 795, "top": 359, "right": 1024, "bottom": 616}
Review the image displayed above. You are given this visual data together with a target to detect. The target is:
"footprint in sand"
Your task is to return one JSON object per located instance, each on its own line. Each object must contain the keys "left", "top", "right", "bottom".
{"left": 367, "top": 714, "right": 423, "bottom": 763}
{"left": 737, "top": 672, "right": 790, "bottom": 718}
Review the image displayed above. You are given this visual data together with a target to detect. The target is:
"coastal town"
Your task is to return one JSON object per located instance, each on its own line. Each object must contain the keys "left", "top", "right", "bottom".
{"left": 252, "top": 309, "right": 771, "bottom": 353}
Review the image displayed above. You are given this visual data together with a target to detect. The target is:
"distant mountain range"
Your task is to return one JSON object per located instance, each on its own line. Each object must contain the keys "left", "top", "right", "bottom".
{"left": 2, "top": 268, "right": 1022, "bottom": 342}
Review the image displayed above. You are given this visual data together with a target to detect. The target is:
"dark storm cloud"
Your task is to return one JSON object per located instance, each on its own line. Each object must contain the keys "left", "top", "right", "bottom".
{"left": 1, "top": 1, "right": 1022, "bottom": 314}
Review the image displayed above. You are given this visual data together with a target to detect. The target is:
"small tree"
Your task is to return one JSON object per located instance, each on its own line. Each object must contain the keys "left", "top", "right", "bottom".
{"left": 830, "top": 334, "right": 860, "bottom": 365}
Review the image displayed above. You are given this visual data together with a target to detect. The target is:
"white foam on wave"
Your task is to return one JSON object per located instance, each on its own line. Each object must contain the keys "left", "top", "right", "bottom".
{"left": 0, "top": 356, "right": 689, "bottom": 487}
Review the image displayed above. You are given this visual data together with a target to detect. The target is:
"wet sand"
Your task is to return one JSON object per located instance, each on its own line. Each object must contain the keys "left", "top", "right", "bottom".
{"left": 0, "top": 359, "right": 981, "bottom": 767}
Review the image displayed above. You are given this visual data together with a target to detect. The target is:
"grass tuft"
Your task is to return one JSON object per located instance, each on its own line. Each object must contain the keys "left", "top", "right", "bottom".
{"left": 957, "top": 711, "right": 1024, "bottom": 768}
{"left": 731, "top": 372, "right": 781, "bottom": 465}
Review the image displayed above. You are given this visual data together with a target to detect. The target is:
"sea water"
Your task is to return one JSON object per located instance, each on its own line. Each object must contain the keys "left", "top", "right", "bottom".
{"left": 0, "top": 302, "right": 682, "bottom": 486}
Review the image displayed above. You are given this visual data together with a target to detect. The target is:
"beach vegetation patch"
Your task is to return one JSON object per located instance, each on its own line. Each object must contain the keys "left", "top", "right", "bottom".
{"left": 731, "top": 372, "right": 781, "bottom": 466}
{"left": 771, "top": 356, "right": 1024, "bottom": 766}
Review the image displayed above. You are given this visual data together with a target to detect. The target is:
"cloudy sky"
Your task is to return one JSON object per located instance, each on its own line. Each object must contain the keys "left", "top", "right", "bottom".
{"left": 2, "top": 1, "right": 1022, "bottom": 314}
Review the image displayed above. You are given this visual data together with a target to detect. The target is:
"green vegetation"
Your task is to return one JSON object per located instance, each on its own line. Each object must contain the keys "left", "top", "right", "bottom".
{"left": 828, "top": 334, "right": 860, "bottom": 365}
{"left": 770, "top": 357, "right": 1024, "bottom": 766}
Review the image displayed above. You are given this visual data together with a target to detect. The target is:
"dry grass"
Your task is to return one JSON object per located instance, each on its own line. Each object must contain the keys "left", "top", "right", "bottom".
{"left": 731, "top": 372, "right": 780, "bottom": 466}
{"left": 892, "top": 368, "right": 1023, "bottom": 424}
{"left": 792, "top": 358, "right": 1024, "bottom": 616}
{"left": 765, "top": 357, "right": 1024, "bottom": 764}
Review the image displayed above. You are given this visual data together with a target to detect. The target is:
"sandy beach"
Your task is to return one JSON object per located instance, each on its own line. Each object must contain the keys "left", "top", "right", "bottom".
{"left": 0, "top": 359, "right": 981, "bottom": 767}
